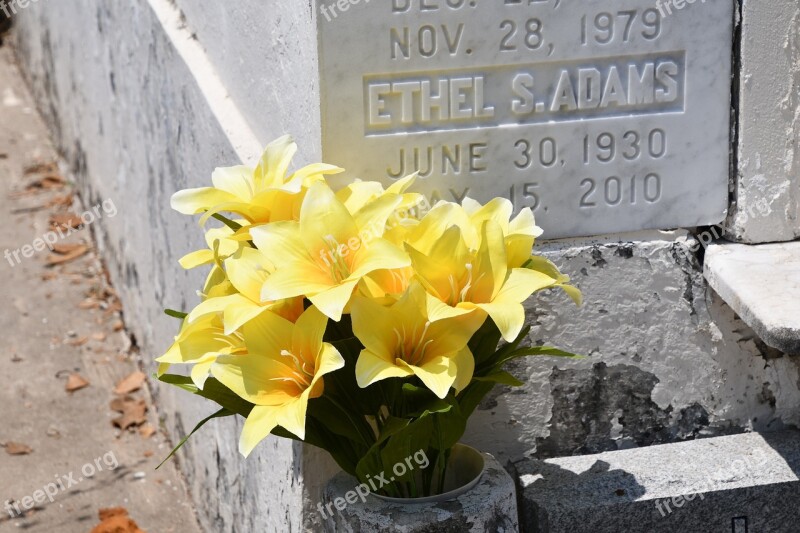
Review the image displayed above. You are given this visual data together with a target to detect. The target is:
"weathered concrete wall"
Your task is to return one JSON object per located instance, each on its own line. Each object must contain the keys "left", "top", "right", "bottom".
{"left": 12, "top": 0, "right": 312, "bottom": 531}
{"left": 726, "top": 0, "right": 800, "bottom": 243}
{"left": 465, "top": 230, "right": 800, "bottom": 465}
{"left": 12, "top": 0, "right": 800, "bottom": 531}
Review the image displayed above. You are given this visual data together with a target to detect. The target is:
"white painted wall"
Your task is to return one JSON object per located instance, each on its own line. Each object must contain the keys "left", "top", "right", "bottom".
{"left": 727, "top": 0, "right": 800, "bottom": 243}
{"left": 172, "top": 0, "right": 322, "bottom": 159}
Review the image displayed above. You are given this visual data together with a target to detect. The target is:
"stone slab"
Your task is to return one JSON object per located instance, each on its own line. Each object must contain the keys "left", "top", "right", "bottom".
{"left": 321, "top": 453, "right": 518, "bottom": 532}
{"left": 705, "top": 241, "right": 800, "bottom": 354}
{"left": 515, "top": 431, "right": 800, "bottom": 533}
{"left": 317, "top": 0, "right": 733, "bottom": 239}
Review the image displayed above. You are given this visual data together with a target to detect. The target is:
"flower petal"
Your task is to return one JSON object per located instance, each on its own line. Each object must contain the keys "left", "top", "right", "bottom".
{"left": 239, "top": 406, "right": 279, "bottom": 457}
{"left": 452, "top": 346, "right": 475, "bottom": 393}
{"left": 350, "top": 239, "right": 411, "bottom": 280}
{"left": 351, "top": 296, "right": 397, "bottom": 358}
{"left": 261, "top": 261, "right": 334, "bottom": 302}
{"left": 211, "top": 165, "right": 255, "bottom": 200}
{"left": 170, "top": 187, "right": 241, "bottom": 215}
{"left": 225, "top": 247, "right": 273, "bottom": 302}
{"left": 276, "top": 394, "right": 310, "bottom": 440}
{"left": 222, "top": 295, "right": 270, "bottom": 334}
{"left": 406, "top": 356, "right": 457, "bottom": 399}
{"left": 293, "top": 306, "right": 328, "bottom": 363}
{"left": 307, "top": 279, "right": 359, "bottom": 321}
{"left": 250, "top": 221, "right": 307, "bottom": 266}
{"left": 212, "top": 355, "right": 300, "bottom": 406}
{"left": 241, "top": 310, "right": 295, "bottom": 357}
{"left": 355, "top": 349, "right": 413, "bottom": 389}
{"left": 254, "top": 135, "right": 297, "bottom": 190}
{"left": 476, "top": 301, "right": 526, "bottom": 342}
{"left": 179, "top": 249, "right": 215, "bottom": 270}
{"left": 300, "top": 182, "right": 360, "bottom": 257}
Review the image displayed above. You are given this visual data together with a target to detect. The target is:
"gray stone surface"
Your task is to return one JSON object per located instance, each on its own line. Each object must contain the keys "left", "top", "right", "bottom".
{"left": 726, "top": 0, "right": 800, "bottom": 244}
{"left": 705, "top": 241, "right": 800, "bottom": 354}
{"left": 321, "top": 453, "right": 518, "bottom": 533}
{"left": 463, "top": 230, "right": 800, "bottom": 464}
{"left": 515, "top": 431, "right": 800, "bottom": 533}
{"left": 318, "top": 0, "right": 733, "bottom": 239}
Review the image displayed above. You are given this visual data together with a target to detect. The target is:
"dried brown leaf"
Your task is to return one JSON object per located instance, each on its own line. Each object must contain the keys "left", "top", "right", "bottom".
{"left": 114, "top": 371, "right": 146, "bottom": 395}
{"left": 91, "top": 507, "right": 146, "bottom": 533}
{"left": 111, "top": 398, "right": 147, "bottom": 430}
{"left": 49, "top": 213, "right": 82, "bottom": 230}
{"left": 67, "top": 336, "right": 89, "bottom": 347}
{"left": 51, "top": 243, "right": 84, "bottom": 255}
{"left": 45, "top": 245, "right": 88, "bottom": 266}
{"left": 4, "top": 442, "right": 33, "bottom": 455}
{"left": 47, "top": 193, "right": 74, "bottom": 208}
{"left": 65, "top": 373, "right": 90, "bottom": 392}
{"left": 23, "top": 161, "right": 58, "bottom": 175}
{"left": 79, "top": 298, "right": 100, "bottom": 310}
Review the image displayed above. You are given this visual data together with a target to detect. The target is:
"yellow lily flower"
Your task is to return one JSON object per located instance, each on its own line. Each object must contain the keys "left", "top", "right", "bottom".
{"left": 462, "top": 197, "right": 544, "bottom": 268}
{"left": 407, "top": 219, "right": 574, "bottom": 342}
{"left": 352, "top": 284, "right": 484, "bottom": 399}
{"left": 177, "top": 222, "right": 246, "bottom": 270}
{"left": 156, "top": 313, "right": 246, "bottom": 388}
{"left": 211, "top": 306, "right": 345, "bottom": 456}
{"left": 170, "top": 135, "right": 344, "bottom": 226}
{"left": 185, "top": 246, "right": 304, "bottom": 333}
{"left": 251, "top": 181, "right": 411, "bottom": 321}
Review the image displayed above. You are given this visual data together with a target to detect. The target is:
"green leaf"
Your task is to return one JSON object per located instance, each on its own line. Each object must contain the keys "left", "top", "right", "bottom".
{"left": 157, "top": 374, "right": 254, "bottom": 418}
{"left": 473, "top": 325, "right": 531, "bottom": 377}
{"left": 355, "top": 400, "right": 467, "bottom": 497}
{"left": 400, "top": 383, "right": 450, "bottom": 417}
{"left": 210, "top": 213, "right": 243, "bottom": 231}
{"left": 456, "top": 381, "right": 495, "bottom": 419}
{"left": 307, "top": 395, "right": 375, "bottom": 447}
{"left": 494, "top": 346, "right": 584, "bottom": 368}
{"left": 474, "top": 371, "right": 524, "bottom": 387}
{"left": 164, "top": 309, "right": 188, "bottom": 319}
{"left": 468, "top": 319, "right": 502, "bottom": 367}
{"left": 156, "top": 408, "right": 233, "bottom": 469}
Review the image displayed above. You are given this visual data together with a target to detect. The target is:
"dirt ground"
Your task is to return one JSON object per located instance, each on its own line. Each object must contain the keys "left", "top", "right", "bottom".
{"left": 0, "top": 33, "right": 201, "bottom": 533}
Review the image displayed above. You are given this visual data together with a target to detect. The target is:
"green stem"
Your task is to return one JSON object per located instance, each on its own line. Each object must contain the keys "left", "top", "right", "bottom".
{"left": 327, "top": 396, "right": 375, "bottom": 446}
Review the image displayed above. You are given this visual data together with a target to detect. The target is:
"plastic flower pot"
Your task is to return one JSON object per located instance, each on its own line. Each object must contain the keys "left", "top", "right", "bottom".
{"left": 320, "top": 445, "right": 519, "bottom": 532}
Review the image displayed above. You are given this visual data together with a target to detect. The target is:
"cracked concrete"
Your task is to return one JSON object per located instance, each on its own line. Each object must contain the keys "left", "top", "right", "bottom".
{"left": 464, "top": 230, "right": 800, "bottom": 465}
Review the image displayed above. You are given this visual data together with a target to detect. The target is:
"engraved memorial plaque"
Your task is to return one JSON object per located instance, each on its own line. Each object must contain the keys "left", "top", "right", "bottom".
{"left": 316, "top": 0, "right": 733, "bottom": 239}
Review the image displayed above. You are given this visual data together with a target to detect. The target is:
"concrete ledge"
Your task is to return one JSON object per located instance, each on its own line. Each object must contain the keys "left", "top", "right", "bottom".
{"left": 705, "top": 241, "right": 800, "bottom": 354}
{"left": 515, "top": 431, "right": 800, "bottom": 533}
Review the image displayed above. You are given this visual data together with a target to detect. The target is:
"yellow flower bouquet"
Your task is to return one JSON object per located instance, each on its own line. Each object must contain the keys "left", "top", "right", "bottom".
{"left": 157, "top": 135, "right": 581, "bottom": 498}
